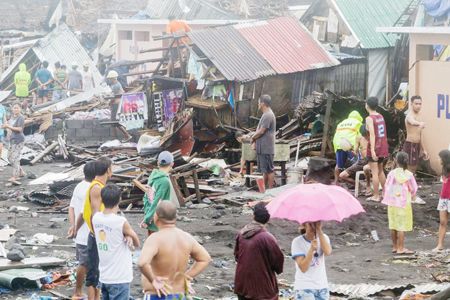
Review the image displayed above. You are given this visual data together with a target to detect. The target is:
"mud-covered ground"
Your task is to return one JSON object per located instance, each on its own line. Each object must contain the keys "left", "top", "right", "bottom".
{"left": 0, "top": 162, "right": 447, "bottom": 299}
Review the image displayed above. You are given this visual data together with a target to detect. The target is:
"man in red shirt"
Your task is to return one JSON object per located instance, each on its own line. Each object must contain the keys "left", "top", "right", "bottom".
{"left": 234, "top": 203, "right": 284, "bottom": 300}
{"left": 365, "top": 97, "right": 389, "bottom": 202}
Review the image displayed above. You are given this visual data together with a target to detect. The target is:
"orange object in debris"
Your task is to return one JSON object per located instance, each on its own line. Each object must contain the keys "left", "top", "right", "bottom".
{"left": 394, "top": 98, "right": 407, "bottom": 111}
{"left": 256, "top": 177, "right": 266, "bottom": 193}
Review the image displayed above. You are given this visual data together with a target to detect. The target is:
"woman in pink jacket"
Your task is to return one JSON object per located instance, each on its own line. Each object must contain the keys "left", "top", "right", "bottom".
{"left": 382, "top": 151, "right": 418, "bottom": 254}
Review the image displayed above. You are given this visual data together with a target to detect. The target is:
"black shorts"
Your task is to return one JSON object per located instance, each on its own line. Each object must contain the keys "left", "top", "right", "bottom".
{"left": 111, "top": 103, "right": 119, "bottom": 121}
{"left": 257, "top": 154, "right": 274, "bottom": 174}
{"left": 86, "top": 233, "right": 99, "bottom": 287}
{"left": 367, "top": 157, "right": 386, "bottom": 163}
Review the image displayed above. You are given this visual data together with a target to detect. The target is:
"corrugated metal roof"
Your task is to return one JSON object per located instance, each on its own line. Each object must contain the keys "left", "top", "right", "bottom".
{"left": 188, "top": 17, "right": 339, "bottom": 82}
{"left": 236, "top": 17, "right": 339, "bottom": 74}
{"left": 330, "top": 283, "right": 411, "bottom": 298}
{"left": 32, "top": 24, "right": 102, "bottom": 86}
{"left": 146, "top": 0, "right": 239, "bottom": 20}
{"left": 188, "top": 26, "right": 276, "bottom": 82}
{"left": 332, "top": 0, "right": 412, "bottom": 49}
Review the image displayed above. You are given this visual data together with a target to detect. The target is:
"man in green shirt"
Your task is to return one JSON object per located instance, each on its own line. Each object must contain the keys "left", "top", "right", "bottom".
{"left": 14, "top": 63, "right": 31, "bottom": 98}
{"left": 52, "top": 62, "right": 68, "bottom": 101}
{"left": 141, "top": 151, "right": 179, "bottom": 235}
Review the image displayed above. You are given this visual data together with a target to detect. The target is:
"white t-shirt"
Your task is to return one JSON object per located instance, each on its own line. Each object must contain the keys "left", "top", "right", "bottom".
{"left": 69, "top": 181, "right": 91, "bottom": 246}
{"left": 93, "top": 212, "right": 133, "bottom": 284}
{"left": 291, "top": 234, "right": 330, "bottom": 290}
{"left": 81, "top": 70, "right": 95, "bottom": 91}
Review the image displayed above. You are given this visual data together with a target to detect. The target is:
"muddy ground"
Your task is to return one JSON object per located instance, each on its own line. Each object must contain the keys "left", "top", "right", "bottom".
{"left": 0, "top": 162, "right": 447, "bottom": 299}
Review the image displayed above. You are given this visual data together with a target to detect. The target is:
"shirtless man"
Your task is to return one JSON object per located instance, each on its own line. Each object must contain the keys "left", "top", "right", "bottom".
{"left": 403, "top": 95, "right": 429, "bottom": 173}
{"left": 138, "top": 201, "right": 211, "bottom": 299}
{"left": 403, "top": 95, "right": 429, "bottom": 204}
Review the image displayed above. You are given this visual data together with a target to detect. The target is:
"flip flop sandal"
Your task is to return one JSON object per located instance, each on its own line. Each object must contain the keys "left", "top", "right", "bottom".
{"left": 367, "top": 196, "right": 381, "bottom": 202}
{"left": 11, "top": 180, "right": 22, "bottom": 186}
{"left": 397, "top": 250, "right": 415, "bottom": 255}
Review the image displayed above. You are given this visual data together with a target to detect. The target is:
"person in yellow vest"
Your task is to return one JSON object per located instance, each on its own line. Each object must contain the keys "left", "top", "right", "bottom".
{"left": 75, "top": 157, "right": 112, "bottom": 300}
{"left": 14, "top": 63, "right": 31, "bottom": 98}
{"left": 332, "top": 111, "right": 363, "bottom": 185}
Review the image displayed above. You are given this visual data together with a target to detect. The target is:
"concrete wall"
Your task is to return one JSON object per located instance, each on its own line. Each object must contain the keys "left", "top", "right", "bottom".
{"left": 409, "top": 33, "right": 450, "bottom": 172}
{"left": 45, "top": 119, "right": 124, "bottom": 143}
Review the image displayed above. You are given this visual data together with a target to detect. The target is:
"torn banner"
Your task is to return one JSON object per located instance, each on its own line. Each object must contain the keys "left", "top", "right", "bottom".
{"left": 117, "top": 92, "right": 148, "bottom": 130}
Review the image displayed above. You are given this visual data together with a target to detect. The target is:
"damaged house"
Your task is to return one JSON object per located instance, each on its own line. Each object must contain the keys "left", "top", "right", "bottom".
{"left": 185, "top": 16, "right": 366, "bottom": 129}
{"left": 301, "top": 0, "right": 413, "bottom": 103}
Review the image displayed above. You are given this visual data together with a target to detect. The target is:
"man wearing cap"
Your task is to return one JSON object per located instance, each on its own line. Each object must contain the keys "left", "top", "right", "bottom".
{"left": 141, "top": 151, "right": 180, "bottom": 235}
{"left": 68, "top": 62, "right": 83, "bottom": 95}
{"left": 81, "top": 63, "right": 95, "bottom": 91}
{"left": 332, "top": 111, "right": 363, "bottom": 185}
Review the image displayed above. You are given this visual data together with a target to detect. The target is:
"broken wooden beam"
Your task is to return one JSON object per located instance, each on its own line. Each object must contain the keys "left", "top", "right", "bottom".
{"left": 30, "top": 141, "right": 59, "bottom": 165}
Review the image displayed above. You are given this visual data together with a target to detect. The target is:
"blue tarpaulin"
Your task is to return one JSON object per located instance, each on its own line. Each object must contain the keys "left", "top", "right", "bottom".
{"left": 423, "top": 0, "right": 450, "bottom": 17}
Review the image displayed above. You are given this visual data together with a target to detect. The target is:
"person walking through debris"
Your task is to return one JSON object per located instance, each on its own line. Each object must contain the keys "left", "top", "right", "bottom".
{"left": 82, "top": 62, "right": 96, "bottom": 91}
{"left": 339, "top": 125, "right": 371, "bottom": 195}
{"left": 403, "top": 95, "right": 428, "bottom": 204}
{"left": 34, "top": 61, "right": 53, "bottom": 105}
{"left": 166, "top": 15, "right": 191, "bottom": 77}
{"left": 382, "top": 152, "right": 417, "bottom": 255}
{"left": 76, "top": 157, "right": 112, "bottom": 300}
{"left": 252, "top": 95, "right": 276, "bottom": 189}
{"left": 332, "top": 111, "right": 363, "bottom": 185}
{"left": 365, "top": 97, "right": 389, "bottom": 202}
{"left": 291, "top": 222, "right": 332, "bottom": 300}
{"left": 138, "top": 201, "right": 211, "bottom": 299}
{"left": 52, "top": 62, "right": 68, "bottom": 102}
{"left": 93, "top": 184, "right": 140, "bottom": 299}
{"left": 141, "top": 151, "right": 179, "bottom": 235}
{"left": 434, "top": 149, "right": 450, "bottom": 251}
{"left": 234, "top": 202, "right": 284, "bottom": 300}
{"left": 67, "top": 161, "right": 96, "bottom": 299}
{"left": 14, "top": 63, "right": 31, "bottom": 99}
{"left": 68, "top": 62, "right": 83, "bottom": 95}
{"left": 3, "top": 103, "right": 25, "bottom": 185}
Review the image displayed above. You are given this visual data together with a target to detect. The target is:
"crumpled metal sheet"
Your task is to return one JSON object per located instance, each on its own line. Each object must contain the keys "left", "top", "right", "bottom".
{"left": 330, "top": 283, "right": 412, "bottom": 298}
{"left": 26, "top": 191, "right": 57, "bottom": 206}
{"left": 412, "top": 283, "right": 450, "bottom": 294}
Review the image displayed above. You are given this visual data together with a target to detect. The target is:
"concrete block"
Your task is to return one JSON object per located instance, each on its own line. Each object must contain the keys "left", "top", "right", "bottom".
{"left": 54, "top": 120, "right": 63, "bottom": 130}
{"left": 66, "top": 128, "right": 77, "bottom": 139}
{"left": 66, "top": 119, "right": 84, "bottom": 129}
{"left": 92, "top": 127, "right": 112, "bottom": 138}
{"left": 44, "top": 127, "right": 57, "bottom": 140}
{"left": 83, "top": 119, "right": 95, "bottom": 128}
{"left": 76, "top": 128, "right": 93, "bottom": 138}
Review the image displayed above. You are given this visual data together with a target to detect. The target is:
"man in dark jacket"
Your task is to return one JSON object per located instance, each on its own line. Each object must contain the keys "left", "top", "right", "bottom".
{"left": 234, "top": 203, "right": 284, "bottom": 300}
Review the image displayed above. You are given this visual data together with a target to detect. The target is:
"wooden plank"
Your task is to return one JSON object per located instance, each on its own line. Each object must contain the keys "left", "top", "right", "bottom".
{"left": 170, "top": 175, "right": 185, "bottom": 207}
{"left": 31, "top": 141, "right": 59, "bottom": 165}
{"left": 0, "top": 257, "right": 65, "bottom": 271}
{"left": 320, "top": 96, "right": 333, "bottom": 157}
{"left": 192, "top": 170, "right": 202, "bottom": 202}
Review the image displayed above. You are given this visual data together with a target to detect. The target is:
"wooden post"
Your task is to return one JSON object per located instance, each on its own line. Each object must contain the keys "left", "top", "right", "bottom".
{"left": 320, "top": 95, "right": 333, "bottom": 157}
{"left": 179, "top": 176, "right": 190, "bottom": 197}
{"left": 192, "top": 170, "right": 202, "bottom": 203}
{"left": 245, "top": 161, "right": 251, "bottom": 187}
{"left": 280, "top": 161, "right": 287, "bottom": 186}
{"left": 169, "top": 175, "right": 185, "bottom": 207}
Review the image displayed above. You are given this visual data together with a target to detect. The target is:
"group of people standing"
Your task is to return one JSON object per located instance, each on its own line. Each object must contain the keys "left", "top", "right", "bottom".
{"left": 13, "top": 61, "right": 96, "bottom": 105}
{"left": 68, "top": 153, "right": 211, "bottom": 300}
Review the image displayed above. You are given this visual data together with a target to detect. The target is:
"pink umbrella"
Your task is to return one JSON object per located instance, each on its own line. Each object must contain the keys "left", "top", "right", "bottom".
{"left": 267, "top": 183, "right": 365, "bottom": 223}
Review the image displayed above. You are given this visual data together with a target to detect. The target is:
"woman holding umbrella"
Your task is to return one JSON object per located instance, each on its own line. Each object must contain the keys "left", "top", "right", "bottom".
{"left": 292, "top": 222, "right": 332, "bottom": 300}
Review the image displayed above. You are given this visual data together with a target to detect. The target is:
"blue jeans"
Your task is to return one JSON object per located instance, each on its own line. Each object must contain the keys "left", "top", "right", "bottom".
{"left": 101, "top": 283, "right": 130, "bottom": 300}
{"left": 295, "top": 289, "right": 330, "bottom": 300}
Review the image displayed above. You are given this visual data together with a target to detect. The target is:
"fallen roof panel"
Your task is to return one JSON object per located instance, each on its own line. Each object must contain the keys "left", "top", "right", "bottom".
{"left": 235, "top": 17, "right": 339, "bottom": 74}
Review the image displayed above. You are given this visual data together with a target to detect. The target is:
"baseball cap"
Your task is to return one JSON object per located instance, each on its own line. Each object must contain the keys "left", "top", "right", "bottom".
{"left": 158, "top": 151, "right": 174, "bottom": 166}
